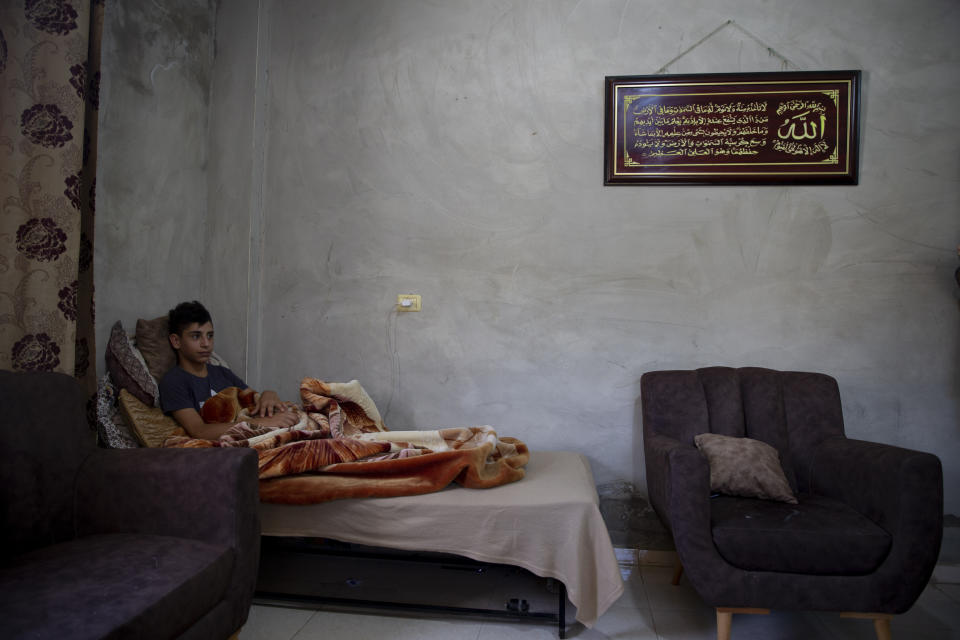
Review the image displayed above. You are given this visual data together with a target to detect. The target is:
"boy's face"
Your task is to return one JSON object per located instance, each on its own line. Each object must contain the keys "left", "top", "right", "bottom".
{"left": 169, "top": 321, "right": 214, "bottom": 367}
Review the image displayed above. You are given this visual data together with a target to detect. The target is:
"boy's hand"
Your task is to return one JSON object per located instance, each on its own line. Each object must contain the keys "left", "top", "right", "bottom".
{"left": 252, "top": 390, "right": 289, "bottom": 417}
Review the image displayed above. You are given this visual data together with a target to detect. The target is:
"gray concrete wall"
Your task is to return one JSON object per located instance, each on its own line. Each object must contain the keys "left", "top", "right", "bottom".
{"left": 255, "top": 0, "right": 959, "bottom": 510}
{"left": 95, "top": 0, "right": 217, "bottom": 359}
{"left": 95, "top": 0, "right": 960, "bottom": 514}
{"left": 205, "top": 0, "right": 261, "bottom": 375}
{"left": 96, "top": 0, "right": 256, "bottom": 372}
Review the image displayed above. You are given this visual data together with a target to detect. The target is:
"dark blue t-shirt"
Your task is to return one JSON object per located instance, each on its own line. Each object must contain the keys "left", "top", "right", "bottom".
{"left": 159, "top": 364, "right": 247, "bottom": 415}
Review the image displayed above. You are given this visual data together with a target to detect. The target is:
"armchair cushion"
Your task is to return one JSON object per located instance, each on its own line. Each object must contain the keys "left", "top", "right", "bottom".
{"left": 694, "top": 433, "right": 797, "bottom": 504}
{"left": 0, "top": 533, "right": 233, "bottom": 640}
{"left": 710, "top": 494, "right": 891, "bottom": 575}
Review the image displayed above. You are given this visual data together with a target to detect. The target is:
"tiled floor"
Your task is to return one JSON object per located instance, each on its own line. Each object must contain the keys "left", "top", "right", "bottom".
{"left": 240, "top": 552, "right": 960, "bottom": 640}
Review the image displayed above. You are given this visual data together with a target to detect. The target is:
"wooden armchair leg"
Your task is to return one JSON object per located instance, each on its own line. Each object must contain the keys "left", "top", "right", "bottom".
{"left": 874, "top": 617, "right": 892, "bottom": 640}
{"left": 840, "top": 612, "right": 893, "bottom": 640}
{"left": 716, "top": 607, "right": 769, "bottom": 640}
{"left": 717, "top": 609, "right": 732, "bottom": 640}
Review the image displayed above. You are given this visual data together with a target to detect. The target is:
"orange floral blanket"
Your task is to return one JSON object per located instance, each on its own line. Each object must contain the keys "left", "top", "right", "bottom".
{"left": 164, "top": 378, "right": 529, "bottom": 504}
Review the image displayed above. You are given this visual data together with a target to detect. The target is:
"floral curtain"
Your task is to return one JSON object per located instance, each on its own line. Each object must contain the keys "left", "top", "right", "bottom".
{"left": 0, "top": 0, "right": 102, "bottom": 408}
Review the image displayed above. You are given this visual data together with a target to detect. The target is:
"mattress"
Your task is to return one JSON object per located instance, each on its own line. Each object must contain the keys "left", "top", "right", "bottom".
{"left": 258, "top": 450, "right": 624, "bottom": 627}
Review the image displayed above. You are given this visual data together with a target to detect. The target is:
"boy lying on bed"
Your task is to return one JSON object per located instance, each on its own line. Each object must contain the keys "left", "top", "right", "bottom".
{"left": 159, "top": 300, "right": 299, "bottom": 439}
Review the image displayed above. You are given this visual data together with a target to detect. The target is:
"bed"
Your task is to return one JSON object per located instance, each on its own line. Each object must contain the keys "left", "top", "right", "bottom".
{"left": 97, "top": 318, "right": 624, "bottom": 632}
{"left": 256, "top": 450, "right": 624, "bottom": 630}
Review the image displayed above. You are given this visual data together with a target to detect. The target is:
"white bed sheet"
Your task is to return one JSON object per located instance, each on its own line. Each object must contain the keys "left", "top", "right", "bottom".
{"left": 258, "top": 450, "right": 624, "bottom": 627}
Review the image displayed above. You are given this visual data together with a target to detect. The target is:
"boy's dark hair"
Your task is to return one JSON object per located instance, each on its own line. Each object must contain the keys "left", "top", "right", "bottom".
{"left": 168, "top": 301, "right": 212, "bottom": 336}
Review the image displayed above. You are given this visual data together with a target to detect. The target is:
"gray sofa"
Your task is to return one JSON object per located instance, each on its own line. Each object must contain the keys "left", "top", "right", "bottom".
{"left": 0, "top": 370, "right": 261, "bottom": 640}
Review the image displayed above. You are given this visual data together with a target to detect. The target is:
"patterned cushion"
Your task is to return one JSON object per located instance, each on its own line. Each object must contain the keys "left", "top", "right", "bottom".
{"left": 118, "top": 389, "right": 185, "bottom": 447}
{"left": 135, "top": 316, "right": 176, "bottom": 382}
{"left": 96, "top": 373, "right": 139, "bottom": 448}
{"left": 105, "top": 321, "right": 159, "bottom": 407}
{"left": 694, "top": 433, "right": 797, "bottom": 504}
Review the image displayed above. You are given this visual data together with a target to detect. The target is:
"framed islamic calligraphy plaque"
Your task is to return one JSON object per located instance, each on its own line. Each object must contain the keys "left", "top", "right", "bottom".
{"left": 604, "top": 70, "right": 860, "bottom": 185}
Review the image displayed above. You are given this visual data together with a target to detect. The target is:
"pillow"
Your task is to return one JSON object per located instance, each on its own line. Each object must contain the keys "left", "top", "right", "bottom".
{"left": 135, "top": 315, "right": 230, "bottom": 381}
{"left": 105, "top": 320, "right": 159, "bottom": 407}
{"left": 694, "top": 433, "right": 798, "bottom": 504}
{"left": 135, "top": 315, "right": 176, "bottom": 382}
{"left": 118, "top": 388, "right": 185, "bottom": 447}
{"left": 96, "top": 373, "right": 140, "bottom": 448}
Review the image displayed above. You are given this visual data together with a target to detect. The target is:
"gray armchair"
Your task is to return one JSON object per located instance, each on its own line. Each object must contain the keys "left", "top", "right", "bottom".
{"left": 0, "top": 370, "right": 261, "bottom": 640}
{"left": 641, "top": 367, "right": 943, "bottom": 640}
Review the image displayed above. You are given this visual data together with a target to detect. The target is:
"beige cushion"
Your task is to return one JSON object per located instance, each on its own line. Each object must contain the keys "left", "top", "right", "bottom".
{"left": 118, "top": 388, "right": 185, "bottom": 447}
{"left": 694, "top": 433, "right": 798, "bottom": 504}
{"left": 135, "top": 316, "right": 176, "bottom": 382}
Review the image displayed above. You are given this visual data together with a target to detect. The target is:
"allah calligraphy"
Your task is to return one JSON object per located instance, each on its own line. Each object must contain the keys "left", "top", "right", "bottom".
{"left": 772, "top": 95, "right": 837, "bottom": 157}
{"left": 604, "top": 71, "right": 860, "bottom": 185}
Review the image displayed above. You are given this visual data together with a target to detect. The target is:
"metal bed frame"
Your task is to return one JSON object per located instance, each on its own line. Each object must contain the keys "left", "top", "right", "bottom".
{"left": 253, "top": 537, "right": 569, "bottom": 638}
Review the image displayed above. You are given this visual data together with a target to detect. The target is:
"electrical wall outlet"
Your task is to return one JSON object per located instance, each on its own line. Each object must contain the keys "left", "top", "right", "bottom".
{"left": 397, "top": 294, "right": 421, "bottom": 311}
